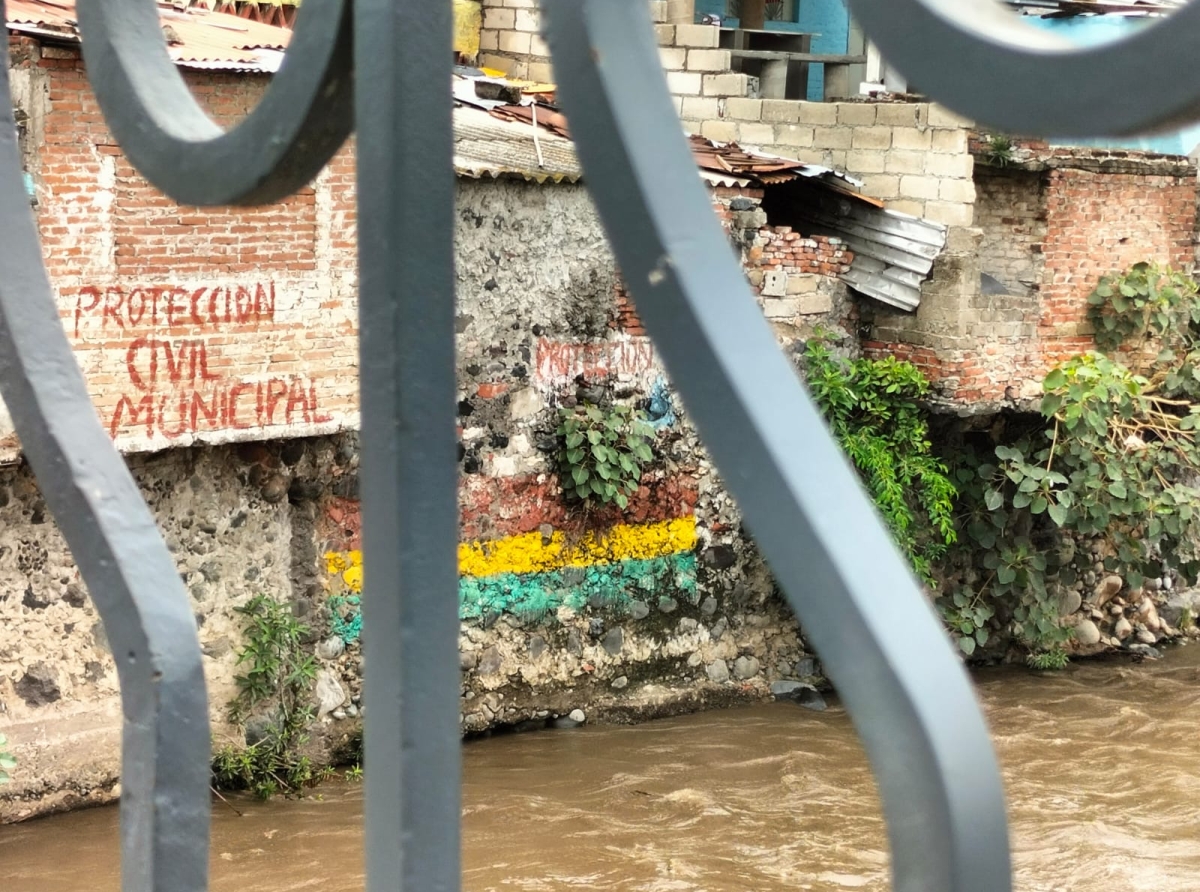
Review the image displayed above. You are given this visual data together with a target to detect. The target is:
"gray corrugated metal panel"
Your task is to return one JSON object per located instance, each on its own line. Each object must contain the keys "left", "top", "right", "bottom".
{"left": 796, "top": 209, "right": 942, "bottom": 260}
{"left": 789, "top": 190, "right": 947, "bottom": 312}
{"left": 842, "top": 268, "right": 921, "bottom": 311}
{"left": 849, "top": 254, "right": 928, "bottom": 289}
{"left": 452, "top": 107, "right": 582, "bottom": 183}
{"left": 805, "top": 190, "right": 948, "bottom": 247}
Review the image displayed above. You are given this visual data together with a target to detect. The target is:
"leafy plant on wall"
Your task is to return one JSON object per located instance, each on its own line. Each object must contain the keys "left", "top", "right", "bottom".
{"left": 946, "top": 262, "right": 1200, "bottom": 667}
{"left": 556, "top": 402, "right": 656, "bottom": 511}
{"left": 212, "top": 594, "right": 331, "bottom": 799}
{"left": 0, "top": 733, "right": 15, "bottom": 785}
{"left": 803, "top": 335, "right": 958, "bottom": 586}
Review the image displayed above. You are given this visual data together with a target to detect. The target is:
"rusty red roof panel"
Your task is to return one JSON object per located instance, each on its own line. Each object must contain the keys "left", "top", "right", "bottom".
{"left": 6, "top": 0, "right": 290, "bottom": 71}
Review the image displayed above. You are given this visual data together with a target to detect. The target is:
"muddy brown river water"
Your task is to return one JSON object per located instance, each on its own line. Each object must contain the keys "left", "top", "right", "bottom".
{"left": 4, "top": 645, "right": 1200, "bottom": 892}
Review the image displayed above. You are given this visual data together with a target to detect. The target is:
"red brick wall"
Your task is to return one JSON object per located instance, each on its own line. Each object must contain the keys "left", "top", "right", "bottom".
{"left": 11, "top": 40, "right": 361, "bottom": 454}
{"left": 868, "top": 161, "right": 1198, "bottom": 404}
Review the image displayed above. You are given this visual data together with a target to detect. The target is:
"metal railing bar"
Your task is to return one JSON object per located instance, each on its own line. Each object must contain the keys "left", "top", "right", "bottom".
{"left": 540, "top": 2, "right": 1013, "bottom": 890}
{"left": 355, "top": 1, "right": 463, "bottom": 891}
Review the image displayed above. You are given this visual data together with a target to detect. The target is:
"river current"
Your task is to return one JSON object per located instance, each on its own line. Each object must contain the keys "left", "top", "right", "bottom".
{"left": 4, "top": 644, "right": 1200, "bottom": 891}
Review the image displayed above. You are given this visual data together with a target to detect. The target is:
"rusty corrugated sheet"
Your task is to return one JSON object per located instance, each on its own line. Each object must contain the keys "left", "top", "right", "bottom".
{"left": 6, "top": 0, "right": 290, "bottom": 71}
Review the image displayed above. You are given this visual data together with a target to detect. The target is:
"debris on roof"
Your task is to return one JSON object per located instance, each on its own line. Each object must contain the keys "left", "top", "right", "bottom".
{"left": 453, "top": 106, "right": 582, "bottom": 185}
{"left": 6, "top": 0, "right": 291, "bottom": 72}
{"left": 457, "top": 82, "right": 944, "bottom": 310}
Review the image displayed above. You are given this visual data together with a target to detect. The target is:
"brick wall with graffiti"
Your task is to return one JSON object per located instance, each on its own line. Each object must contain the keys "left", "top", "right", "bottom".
{"left": 4, "top": 41, "right": 359, "bottom": 460}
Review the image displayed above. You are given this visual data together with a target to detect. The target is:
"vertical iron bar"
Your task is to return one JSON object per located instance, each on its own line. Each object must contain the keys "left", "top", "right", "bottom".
{"left": 355, "top": 1, "right": 462, "bottom": 891}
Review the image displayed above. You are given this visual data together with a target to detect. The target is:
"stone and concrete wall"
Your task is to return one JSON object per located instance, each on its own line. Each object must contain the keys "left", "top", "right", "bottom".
{"left": 1, "top": 37, "right": 853, "bottom": 821}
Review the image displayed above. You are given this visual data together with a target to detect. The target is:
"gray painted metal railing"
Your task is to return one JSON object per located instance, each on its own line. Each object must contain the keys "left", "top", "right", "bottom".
{"left": 1, "top": 0, "right": 1187, "bottom": 889}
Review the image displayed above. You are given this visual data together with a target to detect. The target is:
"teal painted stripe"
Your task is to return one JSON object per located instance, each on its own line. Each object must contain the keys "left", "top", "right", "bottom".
{"left": 459, "top": 552, "right": 698, "bottom": 622}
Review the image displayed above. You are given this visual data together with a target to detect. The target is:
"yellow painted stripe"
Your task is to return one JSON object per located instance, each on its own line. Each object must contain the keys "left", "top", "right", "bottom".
{"left": 457, "top": 517, "right": 697, "bottom": 578}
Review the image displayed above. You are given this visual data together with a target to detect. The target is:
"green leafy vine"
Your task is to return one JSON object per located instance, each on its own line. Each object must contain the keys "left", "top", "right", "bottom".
{"left": 803, "top": 337, "right": 957, "bottom": 584}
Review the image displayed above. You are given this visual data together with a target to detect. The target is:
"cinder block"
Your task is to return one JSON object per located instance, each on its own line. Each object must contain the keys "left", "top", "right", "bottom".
{"left": 666, "top": 70, "right": 703, "bottom": 96}
{"left": 725, "top": 97, "right": 763, "bottom": 121}
{"left": 764, "top": 298, "right": 802, "bottom": 319}
{"left": 498, "top": 30, "right": 531, "bottom": 54}
{"left": 888, "top": 199, "right": 926, "bottom": 218}
{"left": 681, "top": 95, "right": 721, "bottom": 121}
{"left": 687, "top": 49, "right": 731, "bottom": 72}
{"left": 700, "top": 119, "right": 740, "bottom": 142}
{"left": 899, "top": 175, "right": 941, "bottom": 201}
{"left": 795, "top": 102, "right": 839, "bottom": 126}
{"left": 875, "top": 103, "right": 921, "bottom": 127}
{"left": 924, "top": 200, "right": 975, "bottom": 227}
{"left": 851, "top": 126, "right": 892, "bottom": 150}
{"left": 862, "top": 173, "right": 901, "bottom": 199}
{"left": 837, "top": 103, "right": 877, "bottom": 126}
{"left": 762, "top": 270, "right": 789, "bottom": 297}
{"left": 775, "top": 124, "right": 815, "bottom": 148}
{"left": 659, "top": 47, "right": 688, "bottom": 70}
{"left": 787, "top": 273, "right": 819, "bottom": 294}
{"left": 655, "top": 24, "right": 676, "bottom": 46}
{"left": 483, "top": 8, "right": 515, "bottom": 30}
{"left": 885, "top": 150, "right": 926, "bottom": 175}
{"left": 675, "top": 23, "right": 721, "bottom": 48}
{"left": 527, "top": 61, "right": 554, "bottom": 84}
{"left": 513, "top": 8, "right": 539, "bottom": 32}
{"left": 925, "top": 152, "right": 974, "bottom": 179}
{"left": 703, "top": 73, "right": 754, "bottom": 97}
{"left": 939, "top": 178, "right": 977, "bottom": 203}
{"left": 846, "top": 150, "right": 887, "bottom": 174}
{"left": 648, "top": 0, "right": 669, "bottom": 23}
{"left": 798, "top": 293, "right": 834, "bottom": 315}
{"left": 928, "top": 103, "right": 973, "bottom": 129}
{"left": 761, "top": 99, "right": 798, "bottom": 123}
{"left": 529, "top": 33, "right": 549, "bottom": 58}
{"left": 479, "top": 29, "right": 499, "bottom": 51}
{"left": 931, "top": 128, "right": 968, "bottom": 154}
{"left": 892, "top": 127, "right": 933, "bottom": 151}
{"left": 739, "top": 122, "right": 776, "bottom": 145}
{"left": 812, "top": 126, "right": 853, "bottom": 150}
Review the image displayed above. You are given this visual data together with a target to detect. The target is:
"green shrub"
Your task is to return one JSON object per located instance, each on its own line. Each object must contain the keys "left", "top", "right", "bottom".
{"left": 212, "top": 594, "right": 330, "bottom": 799}
{"left": 803, "top": 337, "right": 957, "bottom": 584}
{"left": 556, "top": 403, "right": 655, "bottom": 510}
{"left": 0, "top": 733, "right": 15, "bottom": 785}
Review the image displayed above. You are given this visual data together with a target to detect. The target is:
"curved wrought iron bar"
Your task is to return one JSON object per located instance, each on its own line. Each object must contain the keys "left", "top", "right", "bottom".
{"left": 540, "top": 2, "right": 1012, "bottom": 890}
{"left": 75, "top": 0, "right": 354, "bottom": 207}
{"left": 0, "top": 23, "right": 210, "bottom": 892}
{"left": 842, "top": 0, "right": 1200, "bottom": 137}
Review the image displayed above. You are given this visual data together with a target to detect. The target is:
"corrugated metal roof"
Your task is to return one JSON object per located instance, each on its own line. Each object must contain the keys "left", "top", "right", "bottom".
{"left": 6, "top": 0, "right": 291, "bottom": 72}
{"left": 789, "top": 188, "right": 948, "bottom": 311}
{"left": 453, "top": 106, "right": 582, "bottom": 184}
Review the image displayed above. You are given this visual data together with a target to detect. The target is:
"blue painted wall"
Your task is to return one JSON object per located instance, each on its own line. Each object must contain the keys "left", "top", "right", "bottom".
{"left": 1022, "top": 15, "right": 1200, "bottom": 155}
{"left": 693, "top": 0, "right": 853, "bottom": 101}
{"left": 796, "top": 0, "right": 850, "bottom": 101}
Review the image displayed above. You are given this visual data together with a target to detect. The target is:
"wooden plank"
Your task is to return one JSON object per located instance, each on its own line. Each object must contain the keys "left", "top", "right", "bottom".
{"left": 728, "top": 49, "right": 868, "bottom": 64}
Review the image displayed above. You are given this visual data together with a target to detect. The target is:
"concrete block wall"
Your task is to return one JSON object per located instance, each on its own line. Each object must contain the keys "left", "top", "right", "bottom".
{"left": 866, "top": 152, "right": 1199, "bottom": 406}
{"left": 696, "top": 99, "right": 977, "bottom": 227}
